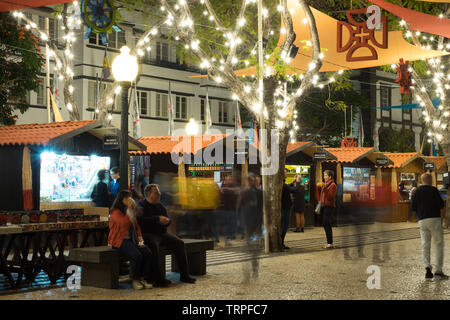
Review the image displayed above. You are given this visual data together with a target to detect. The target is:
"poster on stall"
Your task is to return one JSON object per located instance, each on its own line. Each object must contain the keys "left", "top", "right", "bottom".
{"left": 40, "top": 152, "right": 110, "bottom": 204}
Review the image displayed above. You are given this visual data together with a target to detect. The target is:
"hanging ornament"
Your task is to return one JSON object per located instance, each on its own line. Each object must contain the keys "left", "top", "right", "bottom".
{"left": 395, "top": 58, "right": 412, "bottom": 95}
{"left": 81, "top": 0, "right": 121, "bottom": 45}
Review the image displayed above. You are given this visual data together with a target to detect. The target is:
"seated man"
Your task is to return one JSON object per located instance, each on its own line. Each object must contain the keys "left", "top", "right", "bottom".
{"left": 136, "top": 184, "right": 196, "bottom": 286}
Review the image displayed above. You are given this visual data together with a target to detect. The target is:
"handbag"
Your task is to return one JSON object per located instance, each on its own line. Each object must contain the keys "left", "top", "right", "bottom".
{"left": 315, "top": 202, "right": 322, "bottom": 214}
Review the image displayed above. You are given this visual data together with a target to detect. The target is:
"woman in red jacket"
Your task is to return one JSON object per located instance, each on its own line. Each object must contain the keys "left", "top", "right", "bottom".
{"left": 108, "top": 190, "right": 153, "bottom": 290}
{"left": 317, "top": 170, "right": 337, "bottom": 249}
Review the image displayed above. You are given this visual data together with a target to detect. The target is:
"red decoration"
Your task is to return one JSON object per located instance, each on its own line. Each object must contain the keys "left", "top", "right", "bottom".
{"left": 337, "top": 8, "right": 388, "bottom": 62}
{"left": 395, "top": 58, "right": 412, "bottom": 95}
{"left": 341, "top": 137, "right": 358, "bottom": 148}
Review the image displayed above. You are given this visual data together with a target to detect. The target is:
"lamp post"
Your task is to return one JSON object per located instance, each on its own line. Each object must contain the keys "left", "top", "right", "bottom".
{"left": 112, "top": 46, "right": 138, "bottom": 191}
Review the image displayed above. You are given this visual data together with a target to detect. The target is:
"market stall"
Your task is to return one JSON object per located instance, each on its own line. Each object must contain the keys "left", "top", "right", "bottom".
{"left": 285, "top": 141, "right": 336, "bottom": 227}
{"left": 322, "top": 147, "right": 393, "bottom": 226}
{"left": 0, "top": 120, "right": 145, "bottom": 289}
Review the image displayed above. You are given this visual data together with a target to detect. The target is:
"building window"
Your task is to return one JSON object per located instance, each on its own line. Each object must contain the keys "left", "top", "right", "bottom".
{"left": 89, "top": 31, "right": 125, "bottom": 48}
{"left": 176, "top": 96, "right": 187, "bottom": 119}
{"left": 37, "top": 77, "right": 54, "bottom": 106}
{"left": 38, "top": 16, "right": 57, "bottom": 43}
{"left": 380, "top": 85, "right": 391, "bottom": 107}
{"left": 218, "top": 101, "right": 228, "bottom": 123}
{"left": 200, "top": 99, "right": 205, "bottom": 121}
{"left": 88, "top": 81, "right": 108, "bottom": 108}
{"left": 156, "top": 93, "right": 168, "bottom": 118}
{"left": 156, "top": 41, "right": 169, "bottom": 62}
{"left": 138, "top": 91, "right": 148, "bottom": 115}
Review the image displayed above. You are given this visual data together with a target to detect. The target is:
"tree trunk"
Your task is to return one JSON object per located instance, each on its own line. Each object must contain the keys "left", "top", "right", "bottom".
{"left": 442, "top": 143, "right": 450, "bottom": 228}
{"left": 261, "top": 77, "right": 291, "bottom": 252}
{"left": 63, "top": 78, "right": 80, "bottom": 121}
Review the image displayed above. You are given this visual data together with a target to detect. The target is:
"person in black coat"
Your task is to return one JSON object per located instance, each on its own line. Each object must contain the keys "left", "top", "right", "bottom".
{"left": 291, "top": 175, "right": 306, "bottom": 233}
{"left": 91, "top": 170, "right": 109, "bottom": 207}
{"left": 281, "top": 172, "right": 300, "bottom": 250}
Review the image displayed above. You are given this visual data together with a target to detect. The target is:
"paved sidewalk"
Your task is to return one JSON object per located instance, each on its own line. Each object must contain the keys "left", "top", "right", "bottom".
{"left": 1, "top": 222, "right": 449, "bottom": 300}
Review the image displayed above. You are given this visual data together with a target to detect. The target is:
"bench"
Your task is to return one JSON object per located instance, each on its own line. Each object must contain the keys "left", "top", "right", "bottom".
{"left": 69, "top": 238, "right": 214, "bottom": 289}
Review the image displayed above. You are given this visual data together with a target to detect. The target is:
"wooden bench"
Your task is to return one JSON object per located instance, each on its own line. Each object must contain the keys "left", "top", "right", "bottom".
{"left": 69, "top": 238, "right": 214, "bottom": 289}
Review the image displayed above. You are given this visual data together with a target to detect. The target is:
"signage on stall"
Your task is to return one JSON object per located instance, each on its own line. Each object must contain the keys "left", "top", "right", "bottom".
{"left": 375, "top": 158, "right": 390, "bottom": 166}
{"left": 423, "top": 162, "right": 436, "bottom": 171}
{"left": 103, "top": 135, "right": 119, "bottom": 150}
{"left": 313, "top": 152, "right": 327, "bottom": 161}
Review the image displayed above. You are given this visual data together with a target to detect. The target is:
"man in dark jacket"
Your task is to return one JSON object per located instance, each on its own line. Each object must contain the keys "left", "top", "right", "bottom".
{"left": 136, "top": 184, "right": 196, "bottom": 286}
{"left": 281, "top": 171, "right": 300, "bottom": 250}
{"left": 412, "top": 173, "right": 447, "bottom": 279}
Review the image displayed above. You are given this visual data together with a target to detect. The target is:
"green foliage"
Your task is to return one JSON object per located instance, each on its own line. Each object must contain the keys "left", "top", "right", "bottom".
{"left": 0, "top": 13, "right": 44, "bottom": 125}
{"left": 378, "top": 127, "right": 416, "bottom": 153}
{"left": 296, "top": 81, "right": 369, "bottom": 147}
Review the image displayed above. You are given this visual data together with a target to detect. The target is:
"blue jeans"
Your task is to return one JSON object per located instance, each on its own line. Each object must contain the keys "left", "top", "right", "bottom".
{"left": 115, "top": 239, "right": 152, "bottom": 280}
{"left": 322, "top": 206, "right": 335, "bottom": 245}
{"left": 281, "top": 207, "right": 291, "bottom": 245}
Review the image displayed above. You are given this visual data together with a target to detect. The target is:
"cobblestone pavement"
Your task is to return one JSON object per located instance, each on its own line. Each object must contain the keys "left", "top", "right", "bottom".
{"left": 1, "top": 222, "right": 450, "bottom": 300}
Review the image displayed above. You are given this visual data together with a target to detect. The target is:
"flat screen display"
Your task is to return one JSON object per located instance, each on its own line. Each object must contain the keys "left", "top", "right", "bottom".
{"left": 40, "top": 152, "right": 110, "bottom": 203}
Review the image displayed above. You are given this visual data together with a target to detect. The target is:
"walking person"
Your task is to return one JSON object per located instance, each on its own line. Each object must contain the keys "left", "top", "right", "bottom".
{"left": 281, "top": 171, "right": 300, "bottom": 250}
{"left": 238, "top": 173, "right": 263, "bottom": 282}
{"left": 108, "top": 190, "right": 153, "bottom": 290}
{"left": 291, "top": 175, "right": 306, "bottom": 233}
{"left": 316, "top": 170, "right": 337, "bottom": 249}
{"left": 411, "top": 173, "right": 448, "bottom": 279}
{"left": 91, "top": 169, "right": 109, "bottom": 207}
{"left": 408, "top": 181, "right": 418, "bottom": 222}
{"left": 220, "top": 175, "right": 238, "bottom": 246}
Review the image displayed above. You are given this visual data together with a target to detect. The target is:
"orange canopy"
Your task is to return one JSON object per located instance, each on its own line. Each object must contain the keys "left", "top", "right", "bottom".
{"left": 235, "top": 1, "right": 447, "bottom": 75}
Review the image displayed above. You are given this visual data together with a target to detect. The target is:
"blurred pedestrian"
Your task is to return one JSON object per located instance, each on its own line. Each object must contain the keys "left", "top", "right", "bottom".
{"left": 238, "top": 173, "right": 263, "bottom": 282}
{"left": 135, "top": 167, "right": 150, "bottom": 200}
{"left": 291, "top": 175, "right": 306, "bottom": 233}
{"left": 281, "top": 171, "right": 300, "bottom": 250}
{"left": 412, "top": 173, "right": 447, "bottom": 279}
{"left": 408, "top": 181, "right": 418, "bottom": 222}
{"left": 220, "top": 175, "right": 238, "bottom": 246}
{"left": 91, "top": 169, "right": 109, "bottom": 207}
{"left": 316, "top": 170, "right": 337, "bottom": 249}
{"left": 108, "top": 190, "right": 153, "bottom": 290}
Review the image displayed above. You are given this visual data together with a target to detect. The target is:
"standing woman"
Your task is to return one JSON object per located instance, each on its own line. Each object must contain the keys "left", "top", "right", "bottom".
{"left": 108, "top": 190, "right": 153, "bottom": 290}
{"left": 292, "top": 175, "right": 306, "bottom": 233}
{"left": 318, "top": 170, "right": 337, "bottom": 249}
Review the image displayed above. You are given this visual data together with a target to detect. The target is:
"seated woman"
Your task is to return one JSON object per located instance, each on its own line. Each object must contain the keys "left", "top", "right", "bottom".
{"left": 108, "top": 190, "right": 153, "bottom": 290}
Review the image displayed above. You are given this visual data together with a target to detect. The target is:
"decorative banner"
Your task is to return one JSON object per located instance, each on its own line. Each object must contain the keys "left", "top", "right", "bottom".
{"left": 234, "top": 1, "right": 447, "bottom": 74}
{"left": 369, "top": 0, "right": 450, "bottom": 39}
{"left": 0, "top": 0, "right": 73, "bottom": 12}
{"left": 337, "top": 8, "right": 388, "bottom": 62}
{"left": 81, "top": 0, "right": 119, "bottom": 45}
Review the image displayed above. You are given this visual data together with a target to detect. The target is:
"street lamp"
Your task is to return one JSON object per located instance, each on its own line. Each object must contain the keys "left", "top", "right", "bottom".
{"left": 112, "top": 46, "right": 138, "bottom": 191}
{"left": 185, "top": 118, "right": 199, "bottom": 135}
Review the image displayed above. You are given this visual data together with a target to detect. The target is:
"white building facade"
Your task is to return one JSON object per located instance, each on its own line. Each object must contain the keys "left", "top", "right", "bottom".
{"left": 15, "top": 7, "right": 238, "bottom": 137}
